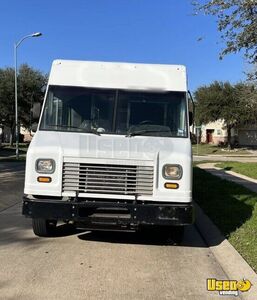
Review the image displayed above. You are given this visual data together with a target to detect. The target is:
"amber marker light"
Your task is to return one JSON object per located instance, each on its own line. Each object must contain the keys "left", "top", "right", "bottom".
{"left": 37, "top": 176, "right": 52, "bottom": 183}
{"left": 164, "top": 183, "right": 179, "bottom": 189}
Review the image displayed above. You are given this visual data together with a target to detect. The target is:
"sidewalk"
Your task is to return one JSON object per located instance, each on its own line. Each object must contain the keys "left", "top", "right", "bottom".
{"left": 197, "top": 163, "right": 257, "bottom": 193}
{"left": 194, "top": 155, "right": 257, "bottom": 163}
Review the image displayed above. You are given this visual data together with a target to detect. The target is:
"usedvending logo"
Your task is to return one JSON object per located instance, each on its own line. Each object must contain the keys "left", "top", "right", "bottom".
{"left": 207, "top": 278, "right": 252, "bottom": 297}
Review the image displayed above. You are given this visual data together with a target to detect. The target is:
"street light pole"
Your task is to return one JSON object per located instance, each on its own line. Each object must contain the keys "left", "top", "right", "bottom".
{"left": 14, "top": 32, "right": 42, "bottom": 160}
{"left": 14, "top": 43, "right": 18, "bottom": 159}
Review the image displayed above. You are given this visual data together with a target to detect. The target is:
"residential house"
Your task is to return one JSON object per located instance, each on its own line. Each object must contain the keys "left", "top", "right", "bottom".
{"left": 0, "top": 125, "right": 32, "bottom": 143}
{"left": 197, "top": 119, "right": 257, "bottom": 146}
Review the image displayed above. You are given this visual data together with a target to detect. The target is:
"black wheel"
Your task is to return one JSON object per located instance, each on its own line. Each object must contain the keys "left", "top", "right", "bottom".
{"left": 32, "top": 218, "right": 57, "bottom": 237}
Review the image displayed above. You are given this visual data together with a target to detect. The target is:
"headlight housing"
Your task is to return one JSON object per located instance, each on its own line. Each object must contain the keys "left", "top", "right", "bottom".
{"left": 163, "top": 164, "right": 183, "bottom": 180}
{"left": 36, "top": 159, "right": 55, "bottom": 174}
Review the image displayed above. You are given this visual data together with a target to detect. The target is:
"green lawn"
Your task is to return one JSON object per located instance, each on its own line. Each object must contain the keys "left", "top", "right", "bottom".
{"left": 192, "top": 144, "right": 251, "bottom": 156}
{"left": 215, "top": 162, "right": 257, "bottom": 180}
{"left": 193, "top": 167, "right": 257, "bottom": 272}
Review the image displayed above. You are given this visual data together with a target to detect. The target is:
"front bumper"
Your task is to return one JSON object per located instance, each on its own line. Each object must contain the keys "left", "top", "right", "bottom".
{"left": 22, "top": 196, "right": 194, "bottom": 229}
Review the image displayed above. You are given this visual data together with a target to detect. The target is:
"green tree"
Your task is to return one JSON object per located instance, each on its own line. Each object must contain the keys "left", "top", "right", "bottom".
{"left": 0, "top": 68, "right": 14, "bottom": 131}
{"left": 193, "top": 0, "right": 257, "bottom": 78}
{"left": 194, "top": 81, "right": 257, "bottom": 148}
{"left": 0, "top": 64, "right": 47, "bottom": 144}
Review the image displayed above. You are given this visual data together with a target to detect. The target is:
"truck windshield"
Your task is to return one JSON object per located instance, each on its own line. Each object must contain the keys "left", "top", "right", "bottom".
{"left": 40, "top": 86, "right": 188, "bottom": 138}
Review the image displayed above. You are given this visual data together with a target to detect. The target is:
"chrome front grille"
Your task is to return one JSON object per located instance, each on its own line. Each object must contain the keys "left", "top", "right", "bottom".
{"left": 62, "top": 162, "right": 154, "bottom": 196}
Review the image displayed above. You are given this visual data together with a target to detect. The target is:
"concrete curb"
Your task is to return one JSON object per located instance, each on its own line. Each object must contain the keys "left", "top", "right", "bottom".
{"left": 195, "top": 203, "right": 257, "bottom": 300}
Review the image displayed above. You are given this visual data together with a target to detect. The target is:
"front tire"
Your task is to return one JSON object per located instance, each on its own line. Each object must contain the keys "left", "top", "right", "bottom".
{"left": 32, "top": 218, "right": 57, "bottom": 237}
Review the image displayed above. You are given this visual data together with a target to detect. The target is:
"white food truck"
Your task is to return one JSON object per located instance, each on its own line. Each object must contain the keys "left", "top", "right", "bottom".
{"left": 23, "top": 60, "right": 194, "bottom": 240}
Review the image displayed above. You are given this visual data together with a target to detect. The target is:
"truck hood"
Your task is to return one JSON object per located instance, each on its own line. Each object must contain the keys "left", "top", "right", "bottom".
{"left": 29, "top": 131, "right": 191, "bottom": 161}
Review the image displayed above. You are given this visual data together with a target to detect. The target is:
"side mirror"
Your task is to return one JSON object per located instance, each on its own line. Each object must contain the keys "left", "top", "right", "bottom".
{"left": 32, "top": 102, "right": 41, "bottom": 121}
{"left": 189, "top": 111, "right": 193, "bottom": 126}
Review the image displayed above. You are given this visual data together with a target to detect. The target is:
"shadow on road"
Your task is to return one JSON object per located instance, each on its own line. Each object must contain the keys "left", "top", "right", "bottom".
{"left": 51, "top": 224, "right": 83, "bottom": 237}
{"left": 77, "top": 225, "right": 209, "bottom": 248}
{"left": 0, "top": 161, "right": 25, "bottom": 173}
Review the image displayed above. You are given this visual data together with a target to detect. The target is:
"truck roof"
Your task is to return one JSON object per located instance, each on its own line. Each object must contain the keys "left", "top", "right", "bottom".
{"left": 48, "top": 59, "right": 187, "bottom": 92}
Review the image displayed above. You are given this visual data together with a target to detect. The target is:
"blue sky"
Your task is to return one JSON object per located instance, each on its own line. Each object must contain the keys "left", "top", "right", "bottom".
{"left": 0, "top": 0, "right": 247, "bottom": 91}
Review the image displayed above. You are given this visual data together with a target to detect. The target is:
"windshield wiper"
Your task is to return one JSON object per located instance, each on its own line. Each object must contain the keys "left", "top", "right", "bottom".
{"left": 46, "top": 124, "right": 101, "bottom": 136}
{"left": 126, "top": 129, "right": 171, "bottom": 137}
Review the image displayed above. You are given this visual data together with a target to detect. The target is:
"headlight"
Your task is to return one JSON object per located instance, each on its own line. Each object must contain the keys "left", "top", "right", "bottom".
{"left": 163, "top": 164, "right": 182, "bottom": 180}
{"left": 36, "top": 159, "right": 55, "bottom": 174}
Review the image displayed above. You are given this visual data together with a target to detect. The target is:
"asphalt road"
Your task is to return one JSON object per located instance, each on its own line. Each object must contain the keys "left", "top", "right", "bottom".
{"left": 0, "top": 162, "right": 25, "bottom": 211}
{"left": 0, "top": 162, "right": 230, "bottom": 300}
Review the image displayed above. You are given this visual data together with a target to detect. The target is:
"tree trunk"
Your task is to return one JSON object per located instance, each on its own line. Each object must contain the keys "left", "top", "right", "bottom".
{"left": 10, "top": 123, "right": 15, "bottom": 147}
{"left": 227, "top": 125, "right": 233, "bottom": 150}
{"left": 9, "top": 132, "right": 13, "bottom": 146}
